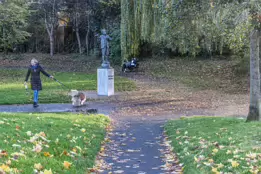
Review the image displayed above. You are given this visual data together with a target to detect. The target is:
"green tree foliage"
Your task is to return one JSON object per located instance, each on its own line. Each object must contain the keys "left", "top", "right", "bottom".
{"left": 0, "top": 0, "right": 30, "bottom": 53}
{"left": 110, "top": 27, "right": 121, "bottom": 64}
{"left": 0, "top": 0, "right": 120, "bottom": 55}
{"left": 26, "top": 3, "right": 47, "bottom": 53}
{"left": 121, "top": 0, "right": 260, "bottom": 60}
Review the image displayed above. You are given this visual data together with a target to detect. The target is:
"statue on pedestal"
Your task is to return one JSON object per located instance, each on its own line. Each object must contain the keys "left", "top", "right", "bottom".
{"left": 100, "top": 29, "right": 112, "bottom": 68}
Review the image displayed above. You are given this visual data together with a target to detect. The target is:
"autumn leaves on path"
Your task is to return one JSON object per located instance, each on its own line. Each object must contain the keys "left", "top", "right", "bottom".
{"left": 94, "top": 119, "right": 183, "bottom": 174}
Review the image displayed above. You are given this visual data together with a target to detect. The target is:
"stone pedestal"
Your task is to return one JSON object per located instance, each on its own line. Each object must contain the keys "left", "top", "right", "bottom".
{"left": 97, "top": 68, "right": 114, "bottom": 96}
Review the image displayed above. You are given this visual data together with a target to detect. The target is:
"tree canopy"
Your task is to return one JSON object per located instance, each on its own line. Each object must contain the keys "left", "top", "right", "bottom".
{"left": 0, "top": 0, "right": 30, "bottom": 53}
{"left": 121, "top": 0, "right": 261, "bottom": 60}
{"left": 0, "top": 0, "right": 120, "bottom": 56}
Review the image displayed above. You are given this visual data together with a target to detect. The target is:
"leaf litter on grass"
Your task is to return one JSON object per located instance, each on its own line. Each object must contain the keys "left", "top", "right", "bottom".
{"left": 165, "top": 117, "right": 261, "bottom": 174}
{"left": 0, "top": 113, "right": 110, "bottom": 174}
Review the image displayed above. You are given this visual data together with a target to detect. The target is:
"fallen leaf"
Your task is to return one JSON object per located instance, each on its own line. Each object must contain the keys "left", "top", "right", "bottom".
{"left": 81, "top": 128, "right": 86, "bottom": 133}
{"left": 6, "top": 160, "right": 11, "bottom": 166}
{"left": 34, "top": 163, "right": 43, "bottom": 170}
{"left": 12, "top": 144, "right": 21, "bottom": 148}
{"left": 233, "top": 149, "right": 239, "bottom": 154}
{"left": 44, "top": 152, "right": 51, "bottom": 157}
{"left": 208, "top": 159, "right": 214, "bottom": 163}
{"left": 0, "top": 164, "right": 10, "bottom": 172}
{"left": 126, "top": 149, "right": 140, "bottom": 153}
{"left": 63, "top": 161, "right": 72, "bottom": 169}
{"left": 72, "top": 148, "right": 77, "bottom": 153}
{"left": 212, "top": 167, "right": 220, "bottom": 174}
{"left": 226, "top": 150, "right": 232, "bottom": 154}
{"left": 39, "top": 132, "right": 46, "bottom": 137}
{"left": 246, "top": 152, "right": 257, "bottom": 160}
{"left": 26, "top": 131, "right": 32, "bottom": 136}
{"left": 62, "top": 150, "right": 69, "bottom": 156}
{"left": 16, "top": 125, "right": 20, "bottom": 131}
{"left": 231, "top": 161, "right": 239, "bottom": 168}
{"left": 43, "top": 169, "right": 52, "bottom": 174}
{"left": 0, "top": 150, "right": 8, "bottom": 157}
{"left": 212, "top": 148, "right": 218, "bottom": 153}
{"left": 217, "top": 163, "right": 224, "bottom": 169}
{"left": 33, "top": 144, "right": 42, "bottom": 153}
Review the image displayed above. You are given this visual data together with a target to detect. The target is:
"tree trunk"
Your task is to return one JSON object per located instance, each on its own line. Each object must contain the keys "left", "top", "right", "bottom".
{"left": 86, "top": 15, "right": 90, "bottom": 56}
{"left": 259, "top": 29, "right": 261, "bottom": 61}
{"left": 259, "top": 29, "right": 261, "bottom": 95}
{"left": 74, "top": 0, "right": 82, "bottom": 54}
{"left": 45, "top": 17, "right": 54, "bottom": 57}
{"left": 3, "top": 26, "right": 6, "bottom": 54}
{"left": 76, "top": 26, "right": 82, "bottom": 54}
{"left": 35, "top": 36, "right": 38, "bottom": 53}
{"left": 93, "top": 32, "right": 96, "bottom": 55}
{"left": 50, "top": 27, "right": 54, "bottom": 56}
{"left": 247, "top": 29, "right": 260, "bottom": 122}
{"left": 85, "top": 30, "right": 89, "bottom": 55}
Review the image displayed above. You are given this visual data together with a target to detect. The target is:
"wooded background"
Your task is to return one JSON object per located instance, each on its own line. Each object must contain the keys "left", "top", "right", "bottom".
{"left": 1, "top": 0, "right": 260, "bottom": 64}
{"left": 0, "top": 0, "right": 121, "bottom": 62}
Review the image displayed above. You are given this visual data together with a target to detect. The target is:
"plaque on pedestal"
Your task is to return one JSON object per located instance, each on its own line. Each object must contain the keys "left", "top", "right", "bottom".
{"left": 97, "top": 68, "right": 114, "bottom": 96}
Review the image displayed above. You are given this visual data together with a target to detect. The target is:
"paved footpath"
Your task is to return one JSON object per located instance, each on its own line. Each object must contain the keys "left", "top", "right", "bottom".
{"left": 97, "top": 117, "right": 182, "bottom": 174}
{"left": 0, "top": 102, "right": 114, "bottom": 115}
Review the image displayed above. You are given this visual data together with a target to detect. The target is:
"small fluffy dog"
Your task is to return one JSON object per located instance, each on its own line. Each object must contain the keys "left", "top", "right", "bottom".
{"left": 68, "top": 90, "right": 87, "bottom": 107}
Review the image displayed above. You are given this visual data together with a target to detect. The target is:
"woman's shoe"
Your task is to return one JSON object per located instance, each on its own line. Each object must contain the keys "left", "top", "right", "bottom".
{"left": 33, "top": 102, "right": 39, "bottom": 108}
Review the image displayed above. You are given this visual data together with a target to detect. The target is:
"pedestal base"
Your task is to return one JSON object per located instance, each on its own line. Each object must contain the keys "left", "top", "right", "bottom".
{"left": 97, "top": 68, "right": 114, "bottom": 96}
{"left": 101, "top": 61, "right": 110, "bottom": 68}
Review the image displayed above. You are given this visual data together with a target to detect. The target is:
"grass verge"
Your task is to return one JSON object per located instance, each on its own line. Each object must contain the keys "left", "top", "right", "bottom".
{"left": 165, "top": 117, "right": 261, "bottom": 174}
{"left": 0, "top": 69, "right": 136, "bottom": 105}
{"left": 0, "top": 113, "right": 110, "bottom": 173}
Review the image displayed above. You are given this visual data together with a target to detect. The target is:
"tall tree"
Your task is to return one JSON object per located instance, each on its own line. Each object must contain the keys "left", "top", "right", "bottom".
{"left": 247, "top": 29, "right": 260, "bottom": 121}
{"left": 40, "top": 0, "right": 64, "bottom": 56}
{"left": 85, "top": 6, "right": 91, "bottom": 55}
{"left": 73, "top": 0, "right": 82, "bottom": 54}
{"left": 44, "top": 0, "right": 57, "bottom": 56}
{"left": 64, "top": 0, "right": 100, "bottom": 55}
{"left": 246, "top": 6, "right": 261, "bottom": 121}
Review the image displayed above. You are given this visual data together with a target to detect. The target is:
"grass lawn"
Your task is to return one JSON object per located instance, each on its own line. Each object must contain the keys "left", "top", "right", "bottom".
{"left": 165, "top": 117, "right": 261, "bottom": 174}
{"left": 143, "top": 59, "right": 248, "bottom": 94}
{"left": 0, "top": 113, "right": 110, "bottom": 173}
{"left": 0, "top": 69, "right": 136, "bottom": 105}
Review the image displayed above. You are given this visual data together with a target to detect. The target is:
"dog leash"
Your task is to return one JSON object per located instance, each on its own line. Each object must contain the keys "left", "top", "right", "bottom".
{"left": 53, "top": 78, "right": 71, "bottom": 90}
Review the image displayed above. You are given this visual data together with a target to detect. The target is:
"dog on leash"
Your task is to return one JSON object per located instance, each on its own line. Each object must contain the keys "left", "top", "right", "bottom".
{"left": 68, "top": 90, "right": 87, "bottom": 107}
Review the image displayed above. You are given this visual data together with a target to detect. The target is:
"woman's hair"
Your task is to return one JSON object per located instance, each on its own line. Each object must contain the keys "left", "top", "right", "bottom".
{"left": 31, "top": 58, "right": 38, "bottom": 65}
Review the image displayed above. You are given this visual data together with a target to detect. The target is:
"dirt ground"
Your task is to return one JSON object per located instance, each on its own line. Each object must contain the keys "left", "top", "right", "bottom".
{"left": 110, "top": 72, "right": 249, "bottom": 119}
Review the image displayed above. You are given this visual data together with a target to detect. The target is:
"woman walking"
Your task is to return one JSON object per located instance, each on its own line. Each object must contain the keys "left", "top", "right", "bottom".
{"left": 24, "top": 58, "right": 54, "bottom": 107}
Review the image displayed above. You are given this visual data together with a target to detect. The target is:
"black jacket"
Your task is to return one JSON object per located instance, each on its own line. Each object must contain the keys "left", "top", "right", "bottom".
{"left": 25, "top": 64, "right": 50, "bottom": 90}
